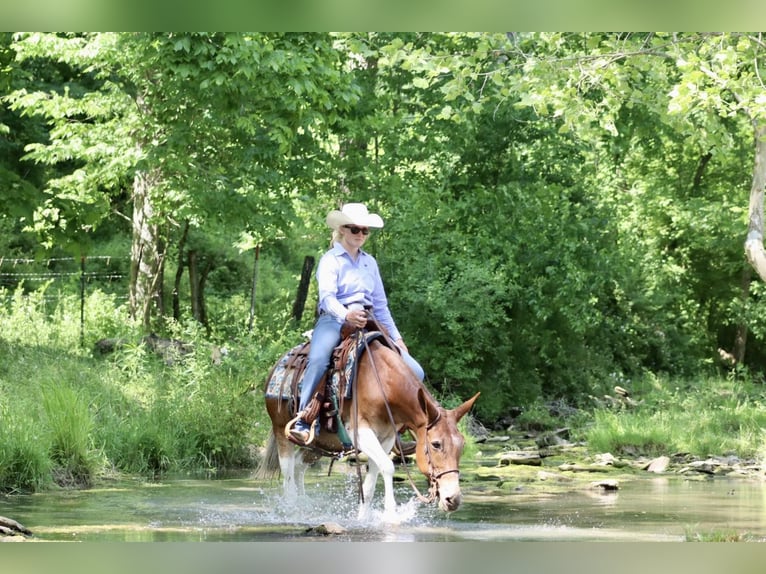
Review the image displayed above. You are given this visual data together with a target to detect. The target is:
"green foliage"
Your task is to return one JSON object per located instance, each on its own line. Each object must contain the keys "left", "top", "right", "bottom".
{"left": 0, "top": 289, "right": 285, "bottom": 491}
{"left": 4, "top": 32, "right": 766, "bottom": 433}
{"left": 512, "top": 401, "right": 562, "bottom": 433}
{"left": 361, "top": 32, "right": 764, "bottom": 423}
{"left": 586, "top": 410, "right": 675, "bottom": 457}
{"left": 107, "top": 410, "right": 175, "bottom": 475}
{"left": 585, "top": 374, "right": 766, "bottom": 458}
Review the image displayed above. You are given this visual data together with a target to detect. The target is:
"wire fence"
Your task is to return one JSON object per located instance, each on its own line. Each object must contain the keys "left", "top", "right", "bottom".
{"left": 0, "top": 255, "right": 130, "bottom": 346}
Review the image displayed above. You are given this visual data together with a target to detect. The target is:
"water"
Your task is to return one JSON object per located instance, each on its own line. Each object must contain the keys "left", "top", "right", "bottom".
{"left": 3, "top": 462, "right": 766, "bottom": 542}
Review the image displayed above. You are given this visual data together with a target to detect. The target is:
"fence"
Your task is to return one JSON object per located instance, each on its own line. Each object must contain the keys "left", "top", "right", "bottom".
{"left": 0, "top": 255, "right": 129, "bottom": 346}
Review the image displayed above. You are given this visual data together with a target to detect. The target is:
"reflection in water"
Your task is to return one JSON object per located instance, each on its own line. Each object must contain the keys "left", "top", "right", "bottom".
{"left": 2, "top": 465, "right": 766, "bottom": 541}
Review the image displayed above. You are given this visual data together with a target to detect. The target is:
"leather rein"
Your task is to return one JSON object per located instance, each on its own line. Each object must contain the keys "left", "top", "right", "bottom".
{"left": 357, "top": 325, "right": 459, "bottom": 505}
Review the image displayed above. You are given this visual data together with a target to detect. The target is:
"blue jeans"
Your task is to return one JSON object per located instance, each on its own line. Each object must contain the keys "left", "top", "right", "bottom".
{"left": 298, "top": 314, "right": 342, "bottom": 412}
{"left": 298, "top": 314, "right": 425, "bottom": 414}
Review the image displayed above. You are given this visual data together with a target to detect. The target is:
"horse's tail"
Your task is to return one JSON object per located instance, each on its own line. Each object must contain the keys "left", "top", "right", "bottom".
{"left": 254, "top": 430, "right": 281, "bottom": 480}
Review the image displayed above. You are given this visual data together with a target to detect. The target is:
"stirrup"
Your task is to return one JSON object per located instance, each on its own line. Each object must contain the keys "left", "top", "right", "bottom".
{"left": 285, "top": 413, "right": 316, "bottom": 446}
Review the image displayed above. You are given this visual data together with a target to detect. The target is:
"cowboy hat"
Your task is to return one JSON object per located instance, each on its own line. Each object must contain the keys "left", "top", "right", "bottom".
{"left": 326, "top": 203, "right": 384, "bottom": 229}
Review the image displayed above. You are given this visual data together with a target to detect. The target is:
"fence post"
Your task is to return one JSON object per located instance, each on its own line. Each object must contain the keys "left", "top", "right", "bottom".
{"left": 80, "top": 256, "right": 86, "bottom": 348}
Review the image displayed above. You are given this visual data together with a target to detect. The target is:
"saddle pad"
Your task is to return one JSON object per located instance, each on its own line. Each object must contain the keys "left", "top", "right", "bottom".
{"left": 264, "top": 343, "right": 303, "bottom": 400}
{"left": 264, "top": 332, "right": 389, "bottom": 401}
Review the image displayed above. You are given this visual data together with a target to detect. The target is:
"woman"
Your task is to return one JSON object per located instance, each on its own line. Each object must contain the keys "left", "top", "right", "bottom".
{"left": 290, "top": 202, "right": 424, "bottom": 445}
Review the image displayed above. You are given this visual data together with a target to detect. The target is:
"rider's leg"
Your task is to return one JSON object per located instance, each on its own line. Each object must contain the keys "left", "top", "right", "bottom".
{"left": 291, "top": 314, "right": 341, "bottom": 440}
{"left": 400, "top": 351, "right": 425, "bottom": 381}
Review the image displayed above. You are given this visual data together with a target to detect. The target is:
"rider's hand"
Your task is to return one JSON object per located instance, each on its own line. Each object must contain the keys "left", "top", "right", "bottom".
{"left": 346, "top": 309, "right": 367, "bottom": 329}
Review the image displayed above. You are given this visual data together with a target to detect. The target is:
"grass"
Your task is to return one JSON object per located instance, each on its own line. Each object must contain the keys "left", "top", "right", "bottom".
{"left": 42, "top": 383, "right": 98, "bottom": 487}
{"left": 684, "top": 526, "right": 763, "bottom": 542}
{"left": 0, "top": 406, "right": 52, "bottom": 493}
{"left": 0, "top": 286, "right": 291, "bottom": 492}
{"left": 582, "top": 373, "right": 766, "bottom": 460}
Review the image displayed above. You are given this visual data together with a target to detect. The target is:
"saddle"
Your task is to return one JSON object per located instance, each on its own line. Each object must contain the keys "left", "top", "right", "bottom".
{"left": 265, "top": 319, "right": 396, "bottom": 446}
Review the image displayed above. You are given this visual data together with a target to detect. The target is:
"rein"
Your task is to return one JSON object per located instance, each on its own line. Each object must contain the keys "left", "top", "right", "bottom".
{"left": 351, "top": 330, "right": 365, "bottom": 504}
{"left": 360, "top": 324, "right": 444, "bottom": 505}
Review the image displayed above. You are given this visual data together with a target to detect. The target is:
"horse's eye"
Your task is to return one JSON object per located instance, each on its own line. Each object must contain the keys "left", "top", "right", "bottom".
{"left": 430, "top": 440, "right": 442, "bottom": 450}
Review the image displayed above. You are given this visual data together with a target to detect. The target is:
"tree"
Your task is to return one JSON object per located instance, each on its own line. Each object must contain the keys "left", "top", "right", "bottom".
{"left": 6, "top": 33, "right": 359, "bottom": 329}
{"left": 501, "top": 33, "right": 765, "bottom": 365}
{"left": 330, "top": 32, "right": 766, "bottom": 417}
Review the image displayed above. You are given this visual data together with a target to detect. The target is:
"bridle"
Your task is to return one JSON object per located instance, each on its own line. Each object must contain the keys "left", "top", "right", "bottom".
{"left": 419, "top": 412, "right": 460, "bottom": 502}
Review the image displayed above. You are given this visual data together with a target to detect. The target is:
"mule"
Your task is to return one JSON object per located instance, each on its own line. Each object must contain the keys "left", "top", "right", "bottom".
{"left": 257, "top": 332, "right": 480, "bottom": 519}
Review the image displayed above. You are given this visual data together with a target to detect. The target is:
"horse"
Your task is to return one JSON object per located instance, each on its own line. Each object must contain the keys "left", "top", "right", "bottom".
{"left": 257, "top": 330, "right": 480, "bottom": 520}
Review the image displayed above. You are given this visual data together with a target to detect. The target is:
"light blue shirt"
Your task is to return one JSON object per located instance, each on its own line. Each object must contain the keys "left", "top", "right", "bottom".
{"left": 316, "top": 242, "right": 402, "bottom": 341}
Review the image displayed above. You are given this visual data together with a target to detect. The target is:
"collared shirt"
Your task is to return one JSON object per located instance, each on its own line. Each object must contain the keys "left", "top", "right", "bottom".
{"left": 316, "top": 241, "right": 401, "bottom": 341}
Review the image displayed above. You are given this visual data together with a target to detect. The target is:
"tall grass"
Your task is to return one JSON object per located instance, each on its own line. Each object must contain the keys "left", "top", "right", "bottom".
{"left": 0, "top": 404, "right": 52, "bottom": 493}
{"left": 0, "top": 285, "right": 294, "bottom": 492}
{"left": 42, "top": 384, "right": 98, "bottom": 487}
{"left": 583, "top": 373, "right": 766, "bottom": 459}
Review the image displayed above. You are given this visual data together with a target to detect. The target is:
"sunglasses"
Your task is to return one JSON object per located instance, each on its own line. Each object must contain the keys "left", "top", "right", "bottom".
{"left": 343, "top": 225, "right": 370, "bottom": 236}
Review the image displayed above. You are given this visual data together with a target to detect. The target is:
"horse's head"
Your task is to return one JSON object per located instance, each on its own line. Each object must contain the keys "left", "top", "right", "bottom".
{"left": 414, "top": 390, "right": 480, "bottom": 512}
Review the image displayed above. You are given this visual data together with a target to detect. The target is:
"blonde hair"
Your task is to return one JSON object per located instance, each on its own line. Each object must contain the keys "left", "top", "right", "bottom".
{"left": 331, "top": 227, "right": 343, "bottom": 246}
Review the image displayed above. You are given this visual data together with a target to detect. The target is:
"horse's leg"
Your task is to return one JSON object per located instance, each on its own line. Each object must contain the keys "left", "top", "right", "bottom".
{"left": 355, "top": 427, "right": 396, "bottom": 518}
{"left": 293, "top": 450, "right": 308, "bottom": 497}
{"left": 275, "top": 435, "right": 299, "bottom": 500}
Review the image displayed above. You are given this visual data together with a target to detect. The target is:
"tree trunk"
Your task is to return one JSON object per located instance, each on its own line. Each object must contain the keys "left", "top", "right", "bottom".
{"left": 198, "top": 258, "right": 212, "bottom": 329}
{"left": 744, "top": 123, "right": 766, "bottom": 281}
{"left": 292, "top": 255, "right": 315, "bottom": 322}
{"left": 188, "top": 249, "right": 200, "bottom": 321}
{"left": 733, "top": 263, "right": 751, "bottom": 364}
{"left": 187, "top": 248, "right": 212, "bottom": 329}
{"left": 690, "top": 151, "right": 712, "bottom": 195}
{"left": 172, "top": 221, "right": 190, "bottom": 321}
{"left": 129, "top": 168, "right": 164, "bottom": 329}
{"left": 248, "top": 245, "right": 260, "bottom": 333}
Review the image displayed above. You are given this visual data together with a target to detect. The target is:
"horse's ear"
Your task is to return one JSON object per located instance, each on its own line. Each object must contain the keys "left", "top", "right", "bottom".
{"left": 451, "top": 392, "right": 480, "bottom": 422}
{"left": 417, "top": 387, "right": 441, "bottom": 426}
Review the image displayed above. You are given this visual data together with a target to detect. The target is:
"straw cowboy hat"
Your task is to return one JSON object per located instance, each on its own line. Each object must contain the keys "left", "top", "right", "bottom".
{"left": 326, "top": 203, "right": 384, "bottom": 229}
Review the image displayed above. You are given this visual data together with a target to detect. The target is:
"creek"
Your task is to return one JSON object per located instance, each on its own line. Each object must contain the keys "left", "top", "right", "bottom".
{"left": 3, "top": 456, "right": 766, "bottom": 542}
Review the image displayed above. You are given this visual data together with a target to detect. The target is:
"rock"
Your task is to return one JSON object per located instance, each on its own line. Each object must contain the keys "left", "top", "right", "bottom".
{"left": 142, "top": 333, "right": 193, "bottom": 365}
{"left": 686, "top": 459, "right": 720, "bottom": 474}
{"left": 535, "top": 428, "right": 571, "bottom": 448}
{"left": 590, "top": 479, "right": 619, "bottom": 491}
{"left": 594, "top": 452, "right": 617, "bottom": 466}
{"left": 537, "top": 470, "right": 573, "bottom": 483}
{"left": 93, "top": 337, "right": 129, "bottom": 354}
{"left": 644, "top": 456, "right": 670, "bottom": 473}
{"left": 96, "top": 335, "right": 226, "bottom": 366}
{"left": 0, "top": 516, "right": 32, "bottom": 537}
{"left": 486, "top": 435, "right": 511, "bottom": 443}
{"left": 558, "top": 463, "right": 612, "bottom": 472}
{"left": 499, "top": 452, "right": 542, "bottom": 466}
{"left": 603, "top": 387, "right": 642, "bottom": 409}
{"left": 467, "top": 417, "right": 490, "bottom": 442}
{"left": 306, "top": 522, "right": 346, "bottom": 536}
